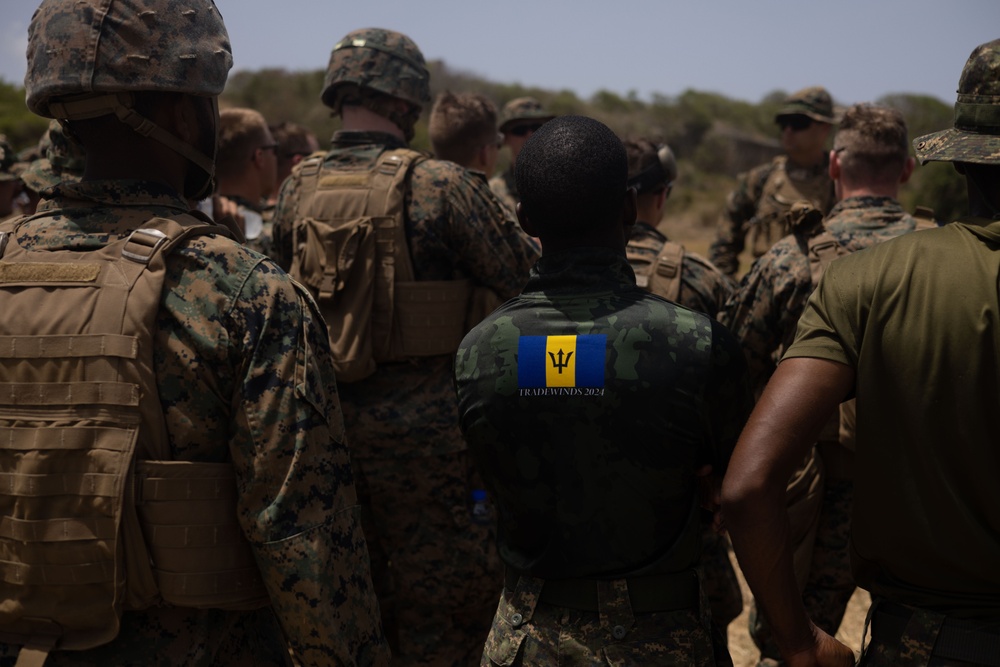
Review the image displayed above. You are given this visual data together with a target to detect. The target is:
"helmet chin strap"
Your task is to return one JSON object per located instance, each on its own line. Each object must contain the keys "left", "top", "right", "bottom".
{"left": 48, "top": 92, "right": 217, "bottom": 199}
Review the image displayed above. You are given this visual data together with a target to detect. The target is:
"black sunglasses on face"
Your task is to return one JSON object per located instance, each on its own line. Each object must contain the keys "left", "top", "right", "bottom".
{"left": 777, "top": 115, "right": 813, "bottom": 132}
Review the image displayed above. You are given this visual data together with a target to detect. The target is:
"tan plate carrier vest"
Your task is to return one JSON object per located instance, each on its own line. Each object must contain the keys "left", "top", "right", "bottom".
{"left": 626, "top": 237, "right": 684, "bottom": 303}
{"left": 0, "top": 214, "right": 268, "bottom": 666}
{"left": 289, "top": 148, "right": 473, "bottom": 383}
{"left": 747, "top": 156, "right": 835, "bottom": 258}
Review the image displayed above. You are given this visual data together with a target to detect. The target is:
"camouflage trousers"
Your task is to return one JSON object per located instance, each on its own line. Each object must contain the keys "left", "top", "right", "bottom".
{"left": 355, "top": 451, "right": 502, "bottom": 667}
{"left": 860, "top": 599, "right": 1000, "bottom": 667}
{"left": 481, "top": 574, "right": 731, "bottom": 666}
{"left": 0, "top": 607, "right": 291, "bottom": 667}
{"left": 700, "top": 525, "right": 743, "bottom": 643}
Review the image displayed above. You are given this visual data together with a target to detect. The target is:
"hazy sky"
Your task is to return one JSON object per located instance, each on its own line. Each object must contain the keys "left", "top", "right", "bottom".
{"left": 2, "top": 1, "right": 997, "bottom": 107}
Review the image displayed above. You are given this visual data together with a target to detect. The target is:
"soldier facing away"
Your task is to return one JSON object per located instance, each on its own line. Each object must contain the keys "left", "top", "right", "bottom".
{"left": 272, "top": 27, "right": 539, "bottom": 667}
{"left": 721, "top": 103, "right": 923, "bottom": 667}
{"left": 0, "top": 2, "right": 388, "bottom": 665}
{"left": 723, "top": 40, "right": 1000, "bottom": 667}
{"left": 708, "top": 87, "right": 837, "bottom": 276}
{"left": 455, "top": 115, "right": 754, "bottom": 666}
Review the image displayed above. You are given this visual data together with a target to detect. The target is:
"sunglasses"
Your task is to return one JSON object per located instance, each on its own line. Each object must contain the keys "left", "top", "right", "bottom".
{"left": 777, "top": 115, "right": 813, "bottom": 132}
{"left": 507, "top": 123, "right": 544, "bottom": 137}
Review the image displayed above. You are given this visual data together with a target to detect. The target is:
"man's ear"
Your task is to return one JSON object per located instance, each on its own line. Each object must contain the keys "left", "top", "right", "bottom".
{"left": 170, "top": 96, "right": 200, "bottom": 145}
{"left": 899, "top": 156, "right": 916, "bottom": 184}
{"left": 516, "top": 201, "right": 538, "bottom": 237}
{"left": 829, "top": 149, "right": 841, "bottom": 181}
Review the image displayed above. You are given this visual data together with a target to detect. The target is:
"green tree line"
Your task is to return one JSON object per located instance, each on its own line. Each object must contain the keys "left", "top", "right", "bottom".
{"left": 0, "top": 62, "right": 965, "bottom": 225}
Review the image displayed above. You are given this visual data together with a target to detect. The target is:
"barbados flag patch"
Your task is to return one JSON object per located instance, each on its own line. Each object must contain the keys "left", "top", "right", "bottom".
{"left": 518, "top": 334, "right": 606, "bottom": 389}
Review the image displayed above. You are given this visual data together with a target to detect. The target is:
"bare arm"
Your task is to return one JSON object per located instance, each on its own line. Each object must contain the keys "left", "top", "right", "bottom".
{"left": 721, "top": 357, "right": 856, "bottom": 667}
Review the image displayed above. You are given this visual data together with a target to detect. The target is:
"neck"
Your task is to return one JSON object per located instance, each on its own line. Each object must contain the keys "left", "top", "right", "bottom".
{"left": 837, "top": 183, "right": 898, "bottom": 201}
{"left": 215, "top": 174, "right": 260, "bottom": 203}
{"left": 787, "top": 149, "right": 826, "bottom": 169}
{"left": 340, "top": 105, "right": 405, "bottom": 140}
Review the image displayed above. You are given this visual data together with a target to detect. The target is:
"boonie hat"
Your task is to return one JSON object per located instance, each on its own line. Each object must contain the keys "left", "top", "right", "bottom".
{"left": 775, "top": 86, "right": 836, "bottom": 124}
{"left": 499, "top": 97, "right": 555, "bottom": 132}
{"left": 914, "top": 39, "right": 1000, "bottom": 165}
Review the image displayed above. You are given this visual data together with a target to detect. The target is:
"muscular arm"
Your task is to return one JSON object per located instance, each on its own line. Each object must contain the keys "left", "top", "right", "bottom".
{"left": 721, "top": 357, "right": 855, "bottom": 666}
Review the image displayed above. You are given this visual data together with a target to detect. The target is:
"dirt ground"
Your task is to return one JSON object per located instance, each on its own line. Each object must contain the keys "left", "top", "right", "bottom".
{"left": 724, "top": 543, "right": 870, "bottom": 666}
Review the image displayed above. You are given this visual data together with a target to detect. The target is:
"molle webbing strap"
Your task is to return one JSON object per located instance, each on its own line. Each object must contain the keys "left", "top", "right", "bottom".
{"left": 807, "top": 229, "right": 843, "bottom": 291}
{"left": 648, "top": 241, "right": 684, "bottom": 302}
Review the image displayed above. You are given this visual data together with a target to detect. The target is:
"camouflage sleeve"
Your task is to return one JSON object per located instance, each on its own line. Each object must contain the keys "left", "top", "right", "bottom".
{"left": 270, "top": 171, "right": 301, "bottom": 272}
{"left": 701, "top": 319, "right": 754, "bottom": 475}
{"left": 409, "top": 162, "right": 539, "bottom": 299}
{"left": 677, "top": 252, "right": 736, "bottom": 319}
{"left": 708, "top": 163, "right": 771, "bottom": 276}
{"left": 230, "top": 263, "right": 389, "bottom": 667}
{"left": 718, "top": 238, "right": 814, "bottom": 396}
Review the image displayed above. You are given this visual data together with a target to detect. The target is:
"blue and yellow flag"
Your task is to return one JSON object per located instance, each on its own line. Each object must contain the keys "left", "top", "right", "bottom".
{"left": 518, "top": 334, "right": 606, "bottom": 388}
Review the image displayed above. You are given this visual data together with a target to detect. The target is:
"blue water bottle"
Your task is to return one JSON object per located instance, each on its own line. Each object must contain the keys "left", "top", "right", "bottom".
{"left": 470, "top": 489, "right": 492, "bottom": 526}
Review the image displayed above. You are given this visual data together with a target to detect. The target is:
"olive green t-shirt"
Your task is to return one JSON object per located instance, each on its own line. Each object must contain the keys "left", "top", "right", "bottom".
{"left": 786, "top": 218, "right": 1000, "bottom": 620}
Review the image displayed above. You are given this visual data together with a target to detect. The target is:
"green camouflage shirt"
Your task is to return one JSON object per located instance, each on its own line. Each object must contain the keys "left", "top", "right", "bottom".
{"left": 0, "top": 180, "right": 388, "bottom": 667}
{"left": 455, "top": 248, "right": 752, "bottom": 579}
{"left": 488, "top": 165, "right": 518, "bottom": 216}
{"left": 272, "top": 131, "right": 538, "bottom": 459}
{"left": 721, "top": 196, "right": 918, "bottom": 394}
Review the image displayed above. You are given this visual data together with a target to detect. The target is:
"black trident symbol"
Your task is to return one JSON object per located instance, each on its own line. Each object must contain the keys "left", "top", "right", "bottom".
{"left": 548, "top": 348, "right": 573, "bottom": 374}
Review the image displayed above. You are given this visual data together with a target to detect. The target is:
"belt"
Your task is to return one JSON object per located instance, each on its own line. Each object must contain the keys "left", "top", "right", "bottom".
{"left": 872, "top": 601, "right": 1000, "bottom": 666}
{"left": 504, "top": 568, "right": 699, "bottom": 614}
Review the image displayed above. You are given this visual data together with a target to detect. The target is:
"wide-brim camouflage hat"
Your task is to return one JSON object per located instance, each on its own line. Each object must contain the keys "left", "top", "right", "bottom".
{"left": 913, "top": 39, "right": 1000, "bottom": 165}
{"left": 499, "top": 97, "right": 556, "bottom": 132}
{"left": 775, "top": 86, "right": 836, "bottom": 124}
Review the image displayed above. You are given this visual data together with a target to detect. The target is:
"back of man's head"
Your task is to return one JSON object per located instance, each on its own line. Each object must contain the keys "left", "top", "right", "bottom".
{"left": 624, "top": 138, "right": 677, "bottom": 197}
{"left": 516, "top": 115, "right": 627, "bottom": 238}
{"left": 320, "top": 28, "right": 429, "bottom": 141}
{"left": 270, "top": 121, "right": 318, "bottom": 183}
{"left": 217, "top": 108, "right": 273, "bottom": 182}
{"left": 429, "top": 91, "right": 498, "bottom": 167}
{"left": 833, "top": 104, "right": 909, "bottom": 188}
{"left": 25, "top": 0, "right": 232, "bottom": 199}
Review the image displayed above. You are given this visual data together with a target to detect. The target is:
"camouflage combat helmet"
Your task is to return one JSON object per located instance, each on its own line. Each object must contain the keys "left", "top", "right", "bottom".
{"left": 775, "top": 86, "right": 836, "bottom": 124}
{"left": 0, "top": 136, "right": 18, "bottom": 183}
{"left": 24, "top": 0, "right": 233, "bottom": 199}
{"left": 627, "top": 143, "right": 677, "bottom": 194}
{"left": 914, "top": 39, "right": 1000, "bottom": 165}
{"left": 321, "top": 28, "right": 431, "bottom": 111}
{"left": 25, "top": 0, "right": 232, "bottom": 118}
{"left": 499, "top": 97, "right": 556, "bottom": 133}
{"left": 20, "top": 120, "right": 86, "bottom": 193}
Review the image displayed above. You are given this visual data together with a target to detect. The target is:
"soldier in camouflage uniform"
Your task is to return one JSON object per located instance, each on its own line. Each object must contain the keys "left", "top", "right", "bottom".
{"left": 0, "top": 136, "right": 22, "bottom": 221}
{"left": 624, "top": 138, "right": 734, "bottom": 318}
{"left": 17, "top": 119, "right": 85, "bottom": 216}
{"left": 455, "top": 115, "right": 754, "bottom": 666}
{"left": 0, "top": 2, "right": 388, "bottom": 665}
{"left": 723, "top": 40, "right": 1000, "bottom": 667}
{"left": 623, "top": 137, "right": 742, "bottom": 646}
{"left": 215, "top": 107, "right": 279, "bottom": 257}
{"left": 721, "top": 103, "right": 921, "bottom": 667}
{"left": 709, "top": 87, "right": 837, "bottom": 276}
{"left": 272, "top": 28, "right": 539, "bottom": 667}
{"left": 489, "top": 97, "right": 556, "bottom": 214}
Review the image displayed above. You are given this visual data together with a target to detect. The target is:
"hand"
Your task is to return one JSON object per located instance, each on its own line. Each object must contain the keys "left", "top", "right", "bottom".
{"left": 695, "top": 464, "right": 726, "bottom": 533}
{"left": 785, "top": 624, "right": 855, "bottom": 667}
{"left": 212, "top": 195, "right": 245, "bottom": 233}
